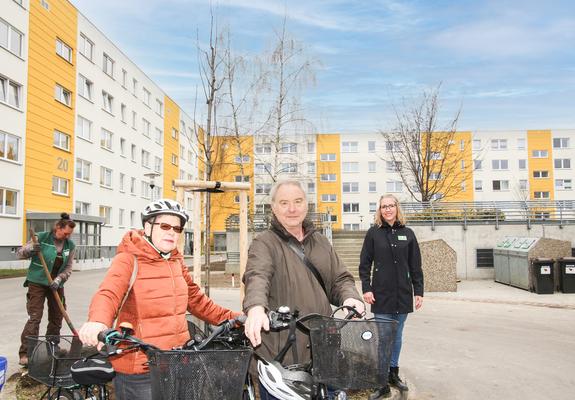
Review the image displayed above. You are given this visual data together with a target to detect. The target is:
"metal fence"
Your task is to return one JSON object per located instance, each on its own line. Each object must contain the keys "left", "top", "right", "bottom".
{"left": 75, "top": 245, "right": 117, "bottom": 261}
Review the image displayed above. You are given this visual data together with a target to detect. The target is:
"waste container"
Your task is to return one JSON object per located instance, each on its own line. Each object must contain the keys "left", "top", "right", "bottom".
{"left": 558, "top": 257, "right": 575, "bottom": 293}
{"left": 531, "top": 258, "right": 554, "bottom": 294}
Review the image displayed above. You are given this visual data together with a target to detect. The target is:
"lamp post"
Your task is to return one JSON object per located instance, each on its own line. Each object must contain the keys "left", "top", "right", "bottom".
{"left": 144, "top": 172, "right": 161, "bottom": 201}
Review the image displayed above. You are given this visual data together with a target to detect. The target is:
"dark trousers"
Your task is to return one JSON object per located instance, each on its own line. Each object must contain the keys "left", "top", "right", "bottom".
{"left": 114, "top": 372, "right": 152, "bottom": 400}
{"left": 19, "top": 283, "right": 65, "bottom": 356}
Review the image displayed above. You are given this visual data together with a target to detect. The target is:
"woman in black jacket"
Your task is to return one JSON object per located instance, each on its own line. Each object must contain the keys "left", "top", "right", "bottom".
{"left": 359, "top": 194, "right": 424, "bottom": 399}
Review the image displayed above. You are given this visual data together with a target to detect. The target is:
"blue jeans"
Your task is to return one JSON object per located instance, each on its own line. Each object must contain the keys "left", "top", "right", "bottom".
{"left": 374, "top": 313, "right": 408, "bottom": 368}
{"left": 114, "top": 372, "right": 152, "bottom": 400}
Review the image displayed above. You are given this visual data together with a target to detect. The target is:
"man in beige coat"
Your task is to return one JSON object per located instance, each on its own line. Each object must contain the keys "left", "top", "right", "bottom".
{"left": 243, "top": 179, "right": 364, "bottom": 399}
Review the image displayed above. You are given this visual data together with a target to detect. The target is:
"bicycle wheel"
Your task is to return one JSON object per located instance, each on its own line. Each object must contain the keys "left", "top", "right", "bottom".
{"left": 47, "top": 388, "right": 82, "bottom": 400}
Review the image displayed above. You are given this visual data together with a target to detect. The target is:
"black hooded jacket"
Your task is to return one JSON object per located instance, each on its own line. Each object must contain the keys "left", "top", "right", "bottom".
{"left": 359, "top": 221, "right": 424, "bottom": 314}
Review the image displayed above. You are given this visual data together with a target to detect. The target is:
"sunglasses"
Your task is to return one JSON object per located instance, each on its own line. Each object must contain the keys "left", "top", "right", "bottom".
{"left": 152, "top": 222, "right": 184, "bottom": 233}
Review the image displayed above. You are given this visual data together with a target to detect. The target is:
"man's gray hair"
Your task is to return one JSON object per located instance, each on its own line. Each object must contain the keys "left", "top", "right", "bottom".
{"left": 270, "top": 179, "right": 308, "bottom": 203}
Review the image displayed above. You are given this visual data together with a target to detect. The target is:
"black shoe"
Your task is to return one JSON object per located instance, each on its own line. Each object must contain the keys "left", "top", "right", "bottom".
{"left": 368, "top": 385, "right": 391, "bottom": 400}
{"left": 389, "top": 367, "right": 409, "bottom": 392}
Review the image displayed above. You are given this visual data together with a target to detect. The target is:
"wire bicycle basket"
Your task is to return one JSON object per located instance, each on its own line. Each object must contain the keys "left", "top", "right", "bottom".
{"left": 307, "top": 317, "right": 398, "bottom": 390}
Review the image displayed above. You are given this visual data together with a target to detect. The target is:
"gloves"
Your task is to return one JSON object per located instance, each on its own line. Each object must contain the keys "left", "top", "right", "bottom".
{"left": 32, "top": 243, "right": 41, "bottom": 254}
{"left": 50, "top": 277, "right": 62, "bottom": 290}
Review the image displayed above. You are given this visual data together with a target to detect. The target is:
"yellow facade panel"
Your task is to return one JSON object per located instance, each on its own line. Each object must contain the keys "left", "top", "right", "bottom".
{"left": 527, "top": 130, "right": 554, "bottom": 200}
{"left": 444, "top": 131, "right": 474, "bottom": 202}
{"left": 316, "top": 134, "right": 341, "bottom": 229}
{"left": 163, "top": 96, "right": 180, "bottom": 199}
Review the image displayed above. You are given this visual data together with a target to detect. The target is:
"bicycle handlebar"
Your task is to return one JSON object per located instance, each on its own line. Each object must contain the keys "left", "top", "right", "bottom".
{"left": 191, "top": 314, "right": 247, "bottom": 350}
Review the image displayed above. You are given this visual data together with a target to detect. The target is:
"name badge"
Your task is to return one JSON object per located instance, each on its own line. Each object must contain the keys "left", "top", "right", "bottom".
{"left": 63, "top": 249, "right": 70, "bottom": 257}
{"left": 398, "top": 235, "right": 407, "bottom": 241}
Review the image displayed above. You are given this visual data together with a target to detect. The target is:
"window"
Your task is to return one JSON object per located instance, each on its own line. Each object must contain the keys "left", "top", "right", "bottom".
{"left": 171, "top": 154, "right": 178, "bottom": 165}
{"left": 0, "top": 131, "right": 20, "bottom": 162}
{"left": 460, "top": 140, "right": 466, "bottom": 151}
{"left": 368, "top": 182, "right": 377, "bottom": 192}
{"left": 155, "top": 128, "right": 162, "bottom": 144}
{"left": 103, "top": 53, "right": 115, "bottom": 78}
{"left": 553, "top": 138, "right": 570, "bottom": 149}
{"left": 491, "top": 139, "right": 507, "bottom": 150}
{"left": 429, "top": 172, "right": 442, "bottom": 180}
{"left": 0, "top": 187, "right": 18, "bottom": 215}
{"left": 386, "top": 161, "right": 401, "bottom": 172}
{"left": 53, "top": 130, "right": 70, "bottom": 151}
{"left": 255, "top": 143, "right": 271, "bottom": 154}
{"left": 476, "top": 249, "right": 494, "bottom": 268}
{"left": 386, "top": 181, "right": 402, "bottom": 193}
{"left": 533, "top": 170, "right": 549, "bottom": 179}
{"left": 342, "top": 182, "right": 359, "bottom": 193}
{"left": 143, "top": 88, "right": 150, "bottom": 106}
{"left": 320, "top": 153, "right": 336, "bottom": 162}
{"left": 99, "top": 206, "right": 112, "bottom": 225}
{"left": 142, "top": 118, "right": 150, "bottom": 137}
{"left": 119, "top": 173, "right": 125, "bottom": 192}
{"left": 492, "top": 159, "right": 509, "bottom": 170}
{"left": 556, "top": 179, "right": 572, "bottom": 190}
{"left": 279, "top": 163, "right": 297, "bottom": 173}
{"left": 343, "top": 203, "right": 359, "bottom": 213}
{"left": 517, "top": 138, "right": 526, "bottom": 150}
{"left": 369, "top": 202, "right": 377, "bottom": 212}
{"left": 52, "top": 176, "right": 69, "bottom": 195}
{"left": 233, "top": 195, "right": 250, "bottom": 203}
{"left": 155, "top": 99, "right": 163, "bottom": 116}
{"left": 154, "top": 156, "right": 162, "bottom": 173}
{"left": 307, "top": 182, "right": 315, "bottom": 194}
{"left": 341, "top": 141, "right": 358, "bottom": 153}
{"left": 492, "top": 180, "right": 509, "bottom": 191}
{"left": 100, "top": 167, "right": 112, "bottom": 188}
{"left": 255, "top": 183, "right": 272, "bottom": 195}
{"left": 320, "top": 174, "right": 336, "bottom": 182}
{"left": 386, "top": 141, "right": 401, "bottom": 151}
{"left": 75, "top": 201, "right": 90, "bottom": 215}
{"left": 130, "top": 177, "right": 136, "bottom": 195}
{"left": 307, "top": 162, "right": 316, "bottom": 174}
{"left": 118, "top": 209, "right": 125, "bottom": 226}
{"left": 55, "top": 84, "right": 72, "bottom": 106}
{"left": 130, "top": 144, "right": 136, "bottom": 162}
{"left": 78, "top": 75, "right": 93, "bottom": 100}
{"left": 342, "top": 162, "right": 359, "bottom": 173}
{"left": 171, "top": 128, "right": 178, "bottom": 139}
{"left": 518, "top": 159, "right": 527, "bottom": 170}
{"left": 56, "top": 38, "right": 72, "bottom": 63}
{"left": 131, "top": 111, "right": 137, "bottom": 129}
{"left": 534, "top": 191, "right": 550, "bottom": 199}
{"left": 79, "top": 34, "right": 93, "bottom": 61}
{"left": 472, "top": 139, "right": 481, "bottom": 151}
{"left": 519, "top": 180, "right": 528, "bottom": 190}
{"left": 554, "top": 158, "right": 571, "bottom": 169}
{"left": 234, "top": 155, "right": 250, "bottom": 164}
{"left": 102, "top": 91, "right": 113, "bottom": 114}
{"left": 321, "top": 194, "right": 337, "bottom": 202}
{"left": 474, "top": 159, "right": 482, "bottom": 170}
{"left": 75, "top": 158, "right": 91, "bottom": 181}
{"left": 132, "top": 78, "right": 138, "bottom": 96}
{"left": 368, "top": 141, "right": 376, "bottom": 153}
{"left": 280, "top": 143, "right": 297, "bottom": 153}
{"left": 461, "top": 160, "right": 465, "bottom": 170}
{"left": 307, "top": 142, "right": 315, "bottom": 153}
{"left": 255, "top": 163, "right": 271, "bottom": 175}
{"left": 430, "top": 152, "right": 442, "bottom": 160}
{"left": 141, "top": 181, "right": 151, "bottom": 199}
{"left": 474, "top": 180, "right": 483, "bottom": 191}
{"left": 368, "top": 161, "right": 376, "bottom": 173}
{"left": 141, "top": 150, "right": 150, "bottom": 168}
{"left": 235, "top": 175, "right": 250, "bottom": 183}
{"left": 0, "top": 75, "right": 22, "bottom": 108}
{"left": 532, "top": 150, "right": 548, "bottom": 158}
{"left": 130, "top": 211, "right": 136, "bottom": 227}
{"left": 75, "top": 116, "right": 92, "bottom": 142}
{"left": 255, "top": 204, "right": 272, "bottom": 215}
{"left": 179, "top": 145, "right": 185, "bottom": 160}
{"left": 0, "top": 19, "right": 23, "bottom": 57}
{"left": 100, "top": 129, "right": 113, "bottom": 151}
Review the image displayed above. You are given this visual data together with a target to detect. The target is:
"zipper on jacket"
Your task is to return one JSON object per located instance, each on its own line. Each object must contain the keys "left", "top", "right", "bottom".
{"left": 167, "top": 259, "right": 177, "bottom": 323}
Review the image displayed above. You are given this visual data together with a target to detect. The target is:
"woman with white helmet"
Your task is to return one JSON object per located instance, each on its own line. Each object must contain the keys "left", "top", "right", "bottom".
{"left": 79, "top": 199, "right": 240, "bottom": 400}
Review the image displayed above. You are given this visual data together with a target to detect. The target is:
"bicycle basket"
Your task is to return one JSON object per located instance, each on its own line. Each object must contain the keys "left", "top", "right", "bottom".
{"left": 307, "top": 317, "right": 398, "bottom": 390}
{"left": 148, "top": 347, "right": 253, "bottom": 400}
{"left": 27, "top": 335, "right": 97, "bottom": 387}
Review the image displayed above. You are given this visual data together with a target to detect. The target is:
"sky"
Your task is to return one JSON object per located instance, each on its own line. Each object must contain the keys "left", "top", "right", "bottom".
{"left": 71, "top": 0, "right": 575, "bottom": 134}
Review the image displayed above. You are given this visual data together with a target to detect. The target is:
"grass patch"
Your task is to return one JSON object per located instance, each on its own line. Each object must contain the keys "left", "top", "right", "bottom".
{"left": 0, "top": 269, "right": 28, "bottom": 279}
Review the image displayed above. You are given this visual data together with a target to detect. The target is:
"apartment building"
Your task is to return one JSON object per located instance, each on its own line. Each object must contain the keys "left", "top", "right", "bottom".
{"left": 0, "top": 0, "right": 198, "bottom": 261}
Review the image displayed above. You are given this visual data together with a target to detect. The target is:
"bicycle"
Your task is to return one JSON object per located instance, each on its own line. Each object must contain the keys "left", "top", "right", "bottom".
{"left": 26, "top": 334, "right": 106, "bottom": 400}
{"left": 257, "top": 305, "right": 398, "bottom": 400}
{"left": 97, "top": 315, "right": 254, "bottom": 400}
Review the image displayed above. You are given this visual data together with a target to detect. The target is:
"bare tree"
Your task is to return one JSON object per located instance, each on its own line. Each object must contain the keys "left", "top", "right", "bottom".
{"left": 379, "top": 85, "right": 473, "bottom": 203}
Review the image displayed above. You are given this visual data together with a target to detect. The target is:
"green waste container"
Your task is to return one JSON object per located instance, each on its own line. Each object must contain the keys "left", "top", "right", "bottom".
{"left": 531, "top": 258, "right": 554, "bottom": 294}
{"left": 558, "top": 257, "right": 575, "bottom": 294}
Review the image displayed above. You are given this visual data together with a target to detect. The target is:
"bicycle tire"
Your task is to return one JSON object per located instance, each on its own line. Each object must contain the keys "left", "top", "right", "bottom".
{"left": 47, "top": 388, "right": 80, "bottom": 400}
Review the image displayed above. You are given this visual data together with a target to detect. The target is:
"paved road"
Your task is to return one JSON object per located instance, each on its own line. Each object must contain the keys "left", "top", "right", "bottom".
{"left": 1, "top": 271, "right": 575, "bottom": 399}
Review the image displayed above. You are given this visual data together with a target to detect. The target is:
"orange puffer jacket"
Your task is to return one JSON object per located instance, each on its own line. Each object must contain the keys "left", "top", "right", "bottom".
{"left": 88, "top": 229, "right": 238, "bottom": 374}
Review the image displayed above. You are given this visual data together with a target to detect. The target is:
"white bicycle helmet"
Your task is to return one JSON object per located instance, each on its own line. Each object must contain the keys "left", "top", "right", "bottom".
{"left": 141, "top": 198, "right": 189, "bottom": 226}
{"left": 257, "top": 359, "right": 314, "bottom": 400}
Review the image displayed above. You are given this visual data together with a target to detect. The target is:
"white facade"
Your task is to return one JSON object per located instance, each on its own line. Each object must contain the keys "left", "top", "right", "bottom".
{"left": 0, "top": 0, "right": 29, "bottom": 247}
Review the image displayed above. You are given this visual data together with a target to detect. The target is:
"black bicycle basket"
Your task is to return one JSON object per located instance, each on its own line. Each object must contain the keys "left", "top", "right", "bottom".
{"left": 27, "top": 335, "right": 96, "bottom": 387}
{"left": 307, "top": 317, "right": 398, "bottom": 390}
{"left": 148, "top": 347, "right": 253, "bottom": 400}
